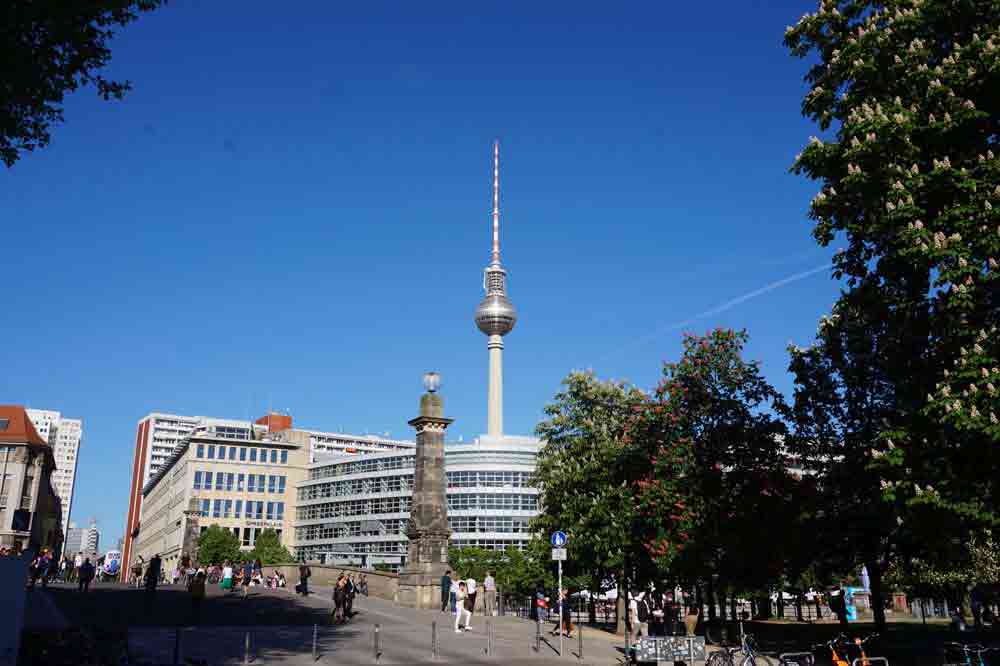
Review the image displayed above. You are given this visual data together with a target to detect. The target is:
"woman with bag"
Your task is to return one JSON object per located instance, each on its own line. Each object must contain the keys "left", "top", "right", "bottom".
{"left": 220, "top": 560, "right": 234, "bottom": 593}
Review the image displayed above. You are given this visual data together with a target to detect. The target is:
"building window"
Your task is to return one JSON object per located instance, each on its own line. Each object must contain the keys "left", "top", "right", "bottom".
{"left": 224, "top": 500, "right": 232, "bottom": 518}
{"left": 247, "top": 475, "right": 256, "bottom": 492}
{"left": 207, "top": 445, "right": 215, "bottom": 459}
{"left": 249, "top": 449, "right": 257, "bottom": 463}
{"left": 204, "top": 472, "right": 213, "bottom": 489}
{"left": 255, "top": 501, "right": 264, "bottom": 519}
{"left": 243, "top": 527, "right": 252, "bottom": 547}
{"left": 196, "top": 445, "right": 204, "bottom": 458}
{"left": 270, "top": 450, "right": 278, "bottom": 464}
{"left": 260, "top": 448, "right": 268, "bottom": 463}
{"left": 226, "top": 473, "right": 234, "bottom": 491}
{"left": 276, "top": 502, "right": 284, "bottom": 521}
{"left": 237, "top": 474, "right": 245, "bottom": 491}
{"left": 278, "top": 476, "right": 286, "bottom": 494}
{"left": 215, "top": 473, "right": 224, "bottom": 491}
{"left": 280, "top": 450, "right": 288, "bottom": 464}
{"left": 240, "top": 447, "right": 247, "bottom": 462}
{"left": 213, "top": 500, "right": 221, "bottom": 518}
{"left": 234, "top": 500, "right": 242, "bottom": 519}
{"left": 193, "top": 471, "right": 202, "bottom": 490}
{"left": 255, "top": 474, "right": 263, "bottom": 493}
{"left": 268, "top": 475, "right": 276, "bottom": 493}
{"left": 266, "top": 502, "right": 274, "bottom": 520}
{"left": 229, "top": 446, "right": 237, "bottom": 460}
{"left": 201, "top": 499, "right": 210, "bottom": 517}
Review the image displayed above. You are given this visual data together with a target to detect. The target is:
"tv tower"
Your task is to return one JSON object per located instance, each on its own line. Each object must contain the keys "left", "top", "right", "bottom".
{"left": 474, "top": 141, "right": 517, "bottom": 437}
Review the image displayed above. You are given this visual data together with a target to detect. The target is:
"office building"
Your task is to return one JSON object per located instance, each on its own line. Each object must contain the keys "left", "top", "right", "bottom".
{"left": 0, "top": 406, "right": 63, "bottom": 553}
{"left": 64, "top": 518, "right": 100, "bottom": 557}
{"left": 26, "top": 409, "right": 82, "bottom": 542}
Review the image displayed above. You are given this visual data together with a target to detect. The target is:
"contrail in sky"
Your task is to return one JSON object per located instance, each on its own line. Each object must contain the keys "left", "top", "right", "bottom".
{"left": 600, "top": 263, "right": 831, "bottom": 361}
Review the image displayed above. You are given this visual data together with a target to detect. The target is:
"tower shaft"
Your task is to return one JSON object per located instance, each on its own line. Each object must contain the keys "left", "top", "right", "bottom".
{"left": 487, "top": 335, "right": 503, "bottom": 437}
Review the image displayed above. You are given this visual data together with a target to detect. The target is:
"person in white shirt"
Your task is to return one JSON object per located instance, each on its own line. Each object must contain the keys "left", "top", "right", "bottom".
{"left": 454, "top": 581, "right": 472, "bottom": 632}
{"left": 221, "top": 562, "right": 235, "bottom": 593}
{"left": 450, "top": 578, "right": 459, "bottom": 612}
{"left": 466, "top": 577, "right": 478, "bottom": 615}
{"left": 483, "top": 571, "right": 497, "bottom": 616}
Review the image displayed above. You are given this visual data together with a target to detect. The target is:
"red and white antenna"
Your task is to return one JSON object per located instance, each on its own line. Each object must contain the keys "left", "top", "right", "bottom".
{"left": 491, "top": 139, "right": 501, "bottom": 264}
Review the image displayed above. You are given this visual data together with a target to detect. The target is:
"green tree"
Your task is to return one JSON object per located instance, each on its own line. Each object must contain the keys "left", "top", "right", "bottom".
{"left": 250, "top": 529, "right": 293, "bottom": 565}
{"left": 784, "top": 0, "right": 1000, "bottom": 532}
{"left": 2, "top": 0, "right": 165, "bottom": 166}
{"left": 534, "top": 371, "right": 647, "bottom": 632}
{"left": 196, "top": 524, "right": 240, "bottom": 566}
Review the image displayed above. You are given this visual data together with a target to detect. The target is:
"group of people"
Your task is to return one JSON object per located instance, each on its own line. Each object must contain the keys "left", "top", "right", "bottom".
{"left": 331, "top": 572, "right": 366, "bottom": 623}
{"left": 440, "top": 570, "right": 499, "bottom": 633}
{"left": 23, "top": 549, "right": 97, "bottom": 592}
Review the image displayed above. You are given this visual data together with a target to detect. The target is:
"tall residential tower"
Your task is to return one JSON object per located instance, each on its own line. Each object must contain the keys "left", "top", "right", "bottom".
{"left": 474, "top": 141, "right": 518, "bottom": 437}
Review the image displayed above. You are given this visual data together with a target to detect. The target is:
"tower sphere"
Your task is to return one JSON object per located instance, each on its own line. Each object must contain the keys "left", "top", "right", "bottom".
{"left": 475, "top": 290, "right": 517, "bottom": 336}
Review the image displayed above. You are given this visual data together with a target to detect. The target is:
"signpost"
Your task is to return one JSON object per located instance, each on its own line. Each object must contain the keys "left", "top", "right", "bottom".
{"left": 551, "top": 532, "right": 568, "bottom": 657}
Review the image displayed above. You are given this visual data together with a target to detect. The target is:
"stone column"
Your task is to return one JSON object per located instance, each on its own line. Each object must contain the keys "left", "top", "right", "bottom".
{"left": 182, "top": 497, "right": 202, "bottom": 566}
{"left": 397, "top": 383, "right": 453, "bottom": 609}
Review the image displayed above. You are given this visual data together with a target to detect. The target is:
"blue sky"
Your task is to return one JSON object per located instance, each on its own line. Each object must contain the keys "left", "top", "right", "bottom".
{"left": 1, "top": 0, "right": 836, "bottom": 547}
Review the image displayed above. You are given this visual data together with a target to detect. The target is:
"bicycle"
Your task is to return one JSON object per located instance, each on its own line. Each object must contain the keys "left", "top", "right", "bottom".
{"left": 814, "top": 633, "right": 880, "bottom": 666}
{"left": 943, "top": 642, "right": 997, "bottom": 666}
{"left": 706, "top": 621, "right": 774, "bottom": 666}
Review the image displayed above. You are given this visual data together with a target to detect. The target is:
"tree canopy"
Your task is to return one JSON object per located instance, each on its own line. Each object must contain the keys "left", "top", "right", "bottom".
{"left": 250, "top": 529, "right": 294, "bottom": 565}
{"left": 196, "top": 524, "right": 240, "bottom": 566}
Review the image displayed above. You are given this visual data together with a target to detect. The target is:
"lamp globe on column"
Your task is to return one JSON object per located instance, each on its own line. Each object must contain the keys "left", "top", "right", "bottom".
{"left": 423, "top": 372, "right": 441, "bottom": 393}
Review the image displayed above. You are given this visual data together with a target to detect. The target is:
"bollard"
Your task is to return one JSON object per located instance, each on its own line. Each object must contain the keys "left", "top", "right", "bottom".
{"left": 485, "top": 619, "right": 491, "bottom": 655}
{"left": 578, "top": 625, "right": 583, "bottom": 661}
{"left": 173, "top": 627, "right": 181, "bottom": 665}
{"left": 244, "top": 631, "right": 251, "bottom": 665}
{"left": 491, "top": 621, "right": 496, "bottom": 656}
{"left": 535, "top": 619, "right": 541, "bottom": 652}
{"left": 374, "top": 623, "right": 381, "bottom": 663}
{"left": 313, "top": 623, "right": 318, "bottom": 661}
{"left": 432, "top": 621, "right": 438, "bottom": 660}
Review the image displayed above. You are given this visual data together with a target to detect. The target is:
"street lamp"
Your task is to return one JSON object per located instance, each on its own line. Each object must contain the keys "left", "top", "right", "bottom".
{"left": 423, "top": 372, "right": 441, "bottom": 393}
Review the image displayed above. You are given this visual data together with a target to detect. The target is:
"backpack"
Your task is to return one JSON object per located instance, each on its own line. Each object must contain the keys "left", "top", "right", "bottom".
{"left": 637, "top": 599, "right": 649, "bottom": 623}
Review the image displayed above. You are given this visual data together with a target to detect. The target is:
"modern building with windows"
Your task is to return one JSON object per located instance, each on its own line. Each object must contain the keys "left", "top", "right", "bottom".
{"left": 294, "top": 435, "right": 541, "bottom": 567}
{"left": 26, "top": 409, "right": 82, "bottom": 543}
{"left": 64, "top": 518, "right": 100, "bottom": 558}
{"left": 129, "top": 417, "right": 308, "bottom": 573}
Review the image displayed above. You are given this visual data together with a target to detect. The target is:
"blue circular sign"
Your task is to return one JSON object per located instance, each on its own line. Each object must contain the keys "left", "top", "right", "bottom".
{"left": 551, "top": 531, "right": 567, "bottom": 547}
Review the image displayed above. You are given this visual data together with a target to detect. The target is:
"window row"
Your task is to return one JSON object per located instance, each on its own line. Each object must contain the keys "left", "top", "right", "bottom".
{"left": 309, "top": 456, "right": 414, "bottom": 480}
{"left": 447, "top": 493, "right": 538, "bottom": 512}
{"left": 446, "top": 471, "right": 535, "bottom": 489}
{"left": 193, "top": 471, "right": 286, "bottom": 494}
{"left": 200, "top": 499, "right": 285, "bottom": 521}
{"left": 296, "top": 496, "right": 412, "bottom": 520}
{"left": 448, "top": 515, "right": 532, "bottom": 533}
{"left": 195, "top": 444, "right": 288, "bottom": 465}
{"left": 298, "top": 475, "right": 413, "bottom": 500}
{"left": 294, "top": 518, "right": 408, "bottom": 542}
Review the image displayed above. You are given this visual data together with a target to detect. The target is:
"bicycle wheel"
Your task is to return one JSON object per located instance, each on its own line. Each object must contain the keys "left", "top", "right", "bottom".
{"left": 708, "top": 651, "right": 735, "bottom": 666}
{"left": 743, "top": 655, "right": 774, "bottom": 666}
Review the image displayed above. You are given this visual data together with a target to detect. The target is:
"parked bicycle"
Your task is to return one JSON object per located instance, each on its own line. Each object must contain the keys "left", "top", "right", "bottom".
{"left": 707, "top": 620, "right": 773, "bottom": 666}
{"left": 814, "top": 633, "right": 881, "bottom": 666}
{"left": 943, "top": 642, "right": 997, "bottom": 666}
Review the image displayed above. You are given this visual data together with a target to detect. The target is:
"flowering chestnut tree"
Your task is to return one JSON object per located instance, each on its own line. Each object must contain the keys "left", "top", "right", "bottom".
{"left": 785, "top": 2, "right": 1000, "bottom": 529}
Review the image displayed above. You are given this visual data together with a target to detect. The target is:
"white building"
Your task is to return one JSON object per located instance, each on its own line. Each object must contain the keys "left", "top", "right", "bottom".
{"left": 294, "top": 435, "right": 541, "bottom": 568}
{"left": 26, "top": 409, "right": 82, "bottom": 542}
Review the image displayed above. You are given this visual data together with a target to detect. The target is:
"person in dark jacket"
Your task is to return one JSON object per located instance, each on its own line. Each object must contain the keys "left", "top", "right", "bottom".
{"left": 441, "top": 570, "right": 452, "bottom": 613}
{"left": 298, "top": 563, "right": 311, "bottom": 596}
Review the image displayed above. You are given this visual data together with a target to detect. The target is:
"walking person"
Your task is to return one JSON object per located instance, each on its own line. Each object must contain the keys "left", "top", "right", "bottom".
{"left": 241, "top": 560, "right": 254, "bottom": 599}
{"left": 454, "top": 581, "right": 472, "bottom": 632}
{"left": 144, "top": 553, "right": 162, "bottom": 611}
{"left": 298, "top": 561, "right": 311, "bottom": 596}
{"left": 483, "top": 571, "right": 497, "bottom": 616}
{"left": 78, "top": 557, "right": 95, "bottom": 592}
{"left": 332, "top": 576, "right": 348, "bottom": 624}
{"left": 45, "top": 552, "right": 59, "bottom": 587}
{"left": 73, "top": 551, "right": 84, "bottom": 583}
{"left": 221, "top": 560, "right": 234, "bottom": 593}
{"left": 466, "top": 576, "right": 478, "bottom": 615}
{"left": 346, "top": 575, "right": 356, "bottom": 617}
{"left": 450, "top": 576, "right": 459, "bottom": 612}
{"left": 131, "top": 555, "right": 144, "bottom": 589}
{"left": 441, "top": 570, "right": 453, "bottom": 613}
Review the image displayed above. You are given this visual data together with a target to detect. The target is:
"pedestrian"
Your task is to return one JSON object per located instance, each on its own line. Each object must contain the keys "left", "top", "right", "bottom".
{"left": 450, "top": 576, "right": 459, "bottom": 612}
{"left": 188, "top": 568, "right": 206, "bottom": 625}
{"left": 221, "top": 560, "right": 234, "bottom": 593}
{"left": 45, "top": 552, "right": 59, "bottom": 586}
{"left": 466, "top": 576, "right": 478, "bottom": 615}
{"left": 144, "top": 553, "right": 162, "bottom": 610}
{"left": 346, "top": 575, "right": 356, "bottom": 617}
{"left": 360, "top": 574, "right": 368, "bottom": 596}
{"left": 74, "top": 551, "right": 84, "bottom": 583}
{"left": 454, "top": 581, "right": 472, "bottom": 632}
{"left": 298, "top": 561, "right": 311, "bottom": 596}
{"left": 241, "top": 560, "right": 254, "bottom": 599}
{"left": 78, "top": 557, "right": 95, "bottom": 592}
{"left": 132, "top": 555, "right": 144, "bottom": 589}
{"left": 533, "top": 582, "right": 548, "bottom": 624}
{"left": 59, "top": 557, "right": 68, "bottom": 583}
{"left": 26, "top": 554, "right": 42, "bottom": 588}
{"left": 440, "top": 569, "right": 452, "bottom": 613}
{"left": 484, "top": 570, "right": 497, "bottom": 616}
{"left": 179, "top": 553, "right": 191, "bottom": 586}
{"left": 631, "top": 591, "right": 649, "bottom": 640}
{"left": 332, "top": 576, "right": 348, "bottom": 624}
{"left": 830, "top": 585, "right": 849, "bottom": 628}
{"left": 561, "top": 589, "right": 575, "bottom": 638}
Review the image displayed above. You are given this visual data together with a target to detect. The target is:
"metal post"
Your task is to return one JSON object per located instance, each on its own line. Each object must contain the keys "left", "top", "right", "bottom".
{"left": 578, "top": 625, "right": 583, "bottom": 660}
{"left": 432, "top": 621, "right": 438, "bottom": 660}
{"left": 244, "top": 631, "right": 250, "bottom": 665}
{"left": 558, "top": 558, "right": 563, "bottom": 657}
{"left": 374, "top": 623, "right": 381, "bottom": 663}
{"left": 688, "top": 636, "right": 694, "bottom": 666}
{"left": 173, "top": 627, "right": 181, "bottom": 665}
{"left": 535, "top": 617, "right": 541, "bottom": 652}
{"left": 313, "top": 623, "right": 318, "bottom": 661}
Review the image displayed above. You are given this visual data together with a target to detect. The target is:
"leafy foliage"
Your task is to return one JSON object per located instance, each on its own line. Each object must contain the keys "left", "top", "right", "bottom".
{"left": 195, "top": 524, "right": 240, "bottom": 566}
{"left": 249, "top": 529, "right": 293, "bottom": 565}
{"left": 2, "top": 0, "right": 165, "bottom": 166}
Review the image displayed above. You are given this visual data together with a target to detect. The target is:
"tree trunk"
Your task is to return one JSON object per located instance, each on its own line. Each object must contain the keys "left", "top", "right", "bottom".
{"left": 589, "top": 588, "right": 597, "bottom": 625}
{"left": 616, "top": 575, "right": 627, "bottom": 635}
{"left": 866, "top": 558, "right": 887, "bottom": 633}
{"left": 707, "top": 578, "right": 717, "bottom": 623}
{"left": 730, "top": 593, "right": 737, "bottom": 621}
{"left": 777, "top": 583, "right": 785, "bottom": 619}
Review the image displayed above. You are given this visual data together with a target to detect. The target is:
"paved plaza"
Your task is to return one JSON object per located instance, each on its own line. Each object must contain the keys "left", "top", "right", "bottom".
{"left": 31, "top": 582, "right": 627, "bottom": 665}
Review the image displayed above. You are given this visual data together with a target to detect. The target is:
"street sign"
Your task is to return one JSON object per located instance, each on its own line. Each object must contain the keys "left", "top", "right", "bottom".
{"left": 551, "top": 531, "right": 567, "bottom": 547}
{"left": 551, "top": 548, "right": 567, "bottom": 561}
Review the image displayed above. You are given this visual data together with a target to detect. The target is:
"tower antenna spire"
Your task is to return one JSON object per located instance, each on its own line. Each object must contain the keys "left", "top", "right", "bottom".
{"left": 492, "top": 139, "right": 500, "bottom": 264}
